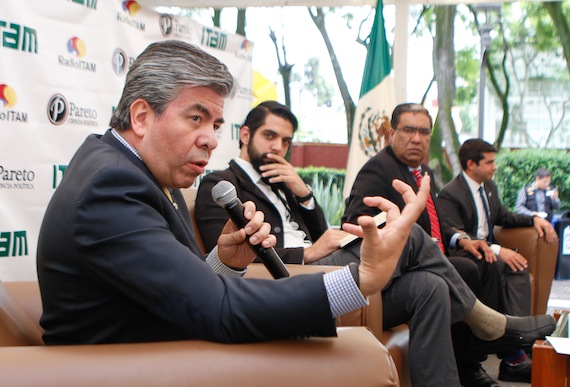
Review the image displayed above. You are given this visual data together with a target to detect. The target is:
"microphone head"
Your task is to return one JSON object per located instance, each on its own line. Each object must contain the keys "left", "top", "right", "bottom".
{"left": 212, "top": 180, "right": 238, "bottom": 207}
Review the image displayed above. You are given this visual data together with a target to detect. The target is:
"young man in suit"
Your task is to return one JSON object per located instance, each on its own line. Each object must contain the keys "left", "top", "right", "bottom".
{"left": 437, "top": 138, "right": 558, "bottom": 383}
{"left": 343, "top": 103, "right": 509, "bottom": 387}
{"left": 195, "top": 101, "right": 555, "bottom": 387}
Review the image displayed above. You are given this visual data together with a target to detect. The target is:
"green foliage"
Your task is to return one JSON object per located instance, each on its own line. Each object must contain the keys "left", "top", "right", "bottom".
{"left": 494, "top": 149, "right": 570, "bottom": 210}
{"left": 304, "top": 57, "right": 334, "bottom": 107}
{"left": 296, "top": 167, "right": 346, "bottom": 226}
{"left": 455, "top": 47, "right": 479, "bottom": 105}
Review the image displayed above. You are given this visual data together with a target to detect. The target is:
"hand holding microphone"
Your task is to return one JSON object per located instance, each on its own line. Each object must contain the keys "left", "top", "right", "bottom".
{"left": 212, "top": 180, "right": 290, "bottom": 279}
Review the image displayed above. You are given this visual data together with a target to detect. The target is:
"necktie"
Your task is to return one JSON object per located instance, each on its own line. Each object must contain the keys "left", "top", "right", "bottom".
{"left": 411, "top": 170, "right": 444, "bottom": 253}
{"left": 478, "top": 186, "right": 493, "bottom": 242}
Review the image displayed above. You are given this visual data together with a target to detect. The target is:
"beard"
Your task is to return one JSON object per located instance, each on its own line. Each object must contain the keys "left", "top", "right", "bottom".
{"left": 249, "top": 151, "right": 273, "bottom": 186}
{"left": 248, "top": 143, "right": 278, "bottom": 187}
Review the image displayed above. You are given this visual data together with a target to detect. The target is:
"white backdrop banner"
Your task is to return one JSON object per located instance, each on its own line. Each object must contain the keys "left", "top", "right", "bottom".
{"left": 0, "top": 0, "right": 253, "bottom": 280}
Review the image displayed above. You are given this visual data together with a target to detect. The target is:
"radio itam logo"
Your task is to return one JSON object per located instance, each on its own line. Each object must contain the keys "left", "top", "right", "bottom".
{"left": 0, "top": 84, "right": 17, "bottom": 108}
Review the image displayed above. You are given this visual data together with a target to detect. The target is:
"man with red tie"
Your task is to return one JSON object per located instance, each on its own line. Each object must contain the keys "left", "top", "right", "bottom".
{"left": 343, "top": 103, "right": 516, "bottom": 387}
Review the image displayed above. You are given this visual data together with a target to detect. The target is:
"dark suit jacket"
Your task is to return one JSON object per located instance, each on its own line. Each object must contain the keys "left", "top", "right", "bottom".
{"left": 342, "top": 146, "right": 439, "bottom": 239}
{"left": 37, "top": 130, "right": 335, "bottom": 345}
{"left": 437, "top": 173, "right": 534, "bottom": 248}
{"left": 195, "top": 160, "right": 329, "bottom": 264}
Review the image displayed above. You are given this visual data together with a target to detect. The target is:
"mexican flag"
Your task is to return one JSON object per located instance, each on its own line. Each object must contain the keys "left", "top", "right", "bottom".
{"left": 343, "top": 0, "right": 396, "bottom": 198}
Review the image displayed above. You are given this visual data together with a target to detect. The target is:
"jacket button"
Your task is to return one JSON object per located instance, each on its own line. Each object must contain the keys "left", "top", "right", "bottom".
{"left": 274, "top": 226, "right": 281, "bottom": 233}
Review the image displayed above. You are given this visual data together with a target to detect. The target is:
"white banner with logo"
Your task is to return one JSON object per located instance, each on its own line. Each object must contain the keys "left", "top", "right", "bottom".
{"left": 0, "top": 0, "right": 253, "bottom": 280}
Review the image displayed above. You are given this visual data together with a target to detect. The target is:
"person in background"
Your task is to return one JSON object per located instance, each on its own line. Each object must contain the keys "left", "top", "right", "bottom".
{"left": 195, "top": 101, "right": 555, "bottom": 387}
{"left": 516, "top": 167, "right": 560, "bottom": 222}
{"left": 437, "top": 138, "right": 558, "bottom": 383}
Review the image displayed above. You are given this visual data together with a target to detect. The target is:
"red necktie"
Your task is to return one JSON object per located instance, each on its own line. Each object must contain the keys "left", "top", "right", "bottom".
{"left": 411, "top": 169, "right": 445, "bottom": 253}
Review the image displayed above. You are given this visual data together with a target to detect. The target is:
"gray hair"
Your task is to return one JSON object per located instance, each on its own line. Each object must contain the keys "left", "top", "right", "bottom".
{"left": 110, "top": 40, "right": 235, "bottom": 131}
{"left": 391, "top": 103, "right": 433, "bottom": 130}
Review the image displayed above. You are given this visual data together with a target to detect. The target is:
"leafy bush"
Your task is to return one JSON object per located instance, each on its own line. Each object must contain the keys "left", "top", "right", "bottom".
{"left": 494, "top": 149, "right": 570, "bottom": 210}
{"left": 296, "top": 167, "right": 346, "bottom": 226}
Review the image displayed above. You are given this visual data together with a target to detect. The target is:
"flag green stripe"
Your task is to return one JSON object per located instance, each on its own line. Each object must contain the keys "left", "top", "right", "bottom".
{"left": 359, "top": 0, "right": 392, "bottom": 98}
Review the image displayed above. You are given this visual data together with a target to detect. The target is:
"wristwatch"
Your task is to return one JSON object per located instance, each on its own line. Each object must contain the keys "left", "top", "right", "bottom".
{"left": 457, "top": 234, "right": 471, "bottom": 247}
{"left": 295, "top": 184, "right": 313, "bottom": 203}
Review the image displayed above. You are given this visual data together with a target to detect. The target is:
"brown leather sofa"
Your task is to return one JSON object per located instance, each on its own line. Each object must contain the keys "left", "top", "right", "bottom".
{"left": 0, "top": 277, "right": 402, "bottom": 387}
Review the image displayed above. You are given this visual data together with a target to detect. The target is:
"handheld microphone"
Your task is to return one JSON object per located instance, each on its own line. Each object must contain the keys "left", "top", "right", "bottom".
{"left": 211, "top": 180, "right": 290, "bottom": 279}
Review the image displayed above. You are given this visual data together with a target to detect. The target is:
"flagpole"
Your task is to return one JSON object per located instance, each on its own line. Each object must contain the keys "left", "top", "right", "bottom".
{"left": 393, "top": 0, "right": 409, "bottom": 103}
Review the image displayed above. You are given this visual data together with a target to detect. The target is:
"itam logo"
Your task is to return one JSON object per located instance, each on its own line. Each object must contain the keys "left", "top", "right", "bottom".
{"left": 122, "top": 0, "right": 141, "bottom": 16}
{"left": 0, "top": 84, "right": 17, "bottom": 108}
{"left": 67, "top": 37, "right": 86, "bottom": 58}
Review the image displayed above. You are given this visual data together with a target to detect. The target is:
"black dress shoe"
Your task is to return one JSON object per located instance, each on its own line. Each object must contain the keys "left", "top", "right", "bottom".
{"left": 504, "top": 314, "right": 556, "bottom": 344}
{"left": 499, "top": 357, "right": 532, "bottom": 383}
{"left": 460, "top": 364, "right": 500, "bottom": 387}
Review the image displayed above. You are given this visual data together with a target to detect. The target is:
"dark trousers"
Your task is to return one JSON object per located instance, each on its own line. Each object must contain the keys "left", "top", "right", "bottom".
{"left": 312, "top": 224, "right": 476, "bottom": 387}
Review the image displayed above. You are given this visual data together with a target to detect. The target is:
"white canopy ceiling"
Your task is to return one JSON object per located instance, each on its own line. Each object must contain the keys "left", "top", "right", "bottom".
{"left": 139, "top": 0, "right": 520, "bottom": 8}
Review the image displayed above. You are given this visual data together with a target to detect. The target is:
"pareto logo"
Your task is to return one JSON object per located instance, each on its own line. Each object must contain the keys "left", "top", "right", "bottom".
{"left": 47, "top": 93, "right": 98, "bottom": 127}
{"left": 67, "top": 37, "right": 86, "bottom": 58}
{"left": 0, "top": 165, "right": 35, "bottom": 190}
{"left": 0, "top": 84, "right": 28, "bottom": 123}
{"left": 230, "top": 80, "right": 253, "bottom": 102}
{"left": 159, "top": 14, "right": 192, "bottom": 39}
{"left": 0, "top": 20, "right": 38, "bottom": 54}
{"left": 159, "top": 14, "right": 173, "bottom": 36}
{"left": 357, "top": 108, "right": 390, "bottom": 157}
{"left": 59, "top": 37, "right": 96, "bottom": 72}
{"left": 47, "top": 94, "right": 69, "bottom": 125}
{"left": 112, "top": 48, "right": 131, "bottom": 76}
{"left": 0, "top": 84, "right": 16, "bottom": 107}
{"left": 117, "top": 1, "right": 145, "bottom": 31}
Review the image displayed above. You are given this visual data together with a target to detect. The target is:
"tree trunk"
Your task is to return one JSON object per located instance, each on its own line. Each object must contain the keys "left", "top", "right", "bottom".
{"left": 433, "top": 5, "right": 461, "bottom": 181}
{"left": 544, "top": 1, "right": 570, "bottom": 79}
{"left": 308, "top": 7, "right": 356, "bottom": 144}
{"left": 269, "top": 28, "right": 294, "bottom": 108}
{"left": 236, "top": 9, "right": 246, "bottom": 37}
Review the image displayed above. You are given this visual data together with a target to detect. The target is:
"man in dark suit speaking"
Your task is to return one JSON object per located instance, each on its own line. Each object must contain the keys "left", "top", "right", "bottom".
{"left": 35, "top": 40, "right": 443, "bottom": 346}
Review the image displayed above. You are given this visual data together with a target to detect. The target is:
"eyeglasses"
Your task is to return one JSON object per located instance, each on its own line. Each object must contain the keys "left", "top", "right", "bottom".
{"left": 397, "top": 126, "right": 432, "bottom": 136}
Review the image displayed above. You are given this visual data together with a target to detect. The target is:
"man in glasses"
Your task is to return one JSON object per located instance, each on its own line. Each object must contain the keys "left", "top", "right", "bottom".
{"left": 343, "top": 103, "right": 525, "bottom": 387}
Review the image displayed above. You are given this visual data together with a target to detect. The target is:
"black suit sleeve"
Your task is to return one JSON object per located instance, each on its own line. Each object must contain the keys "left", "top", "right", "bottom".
{"left": 436, "top": 182, "right": 475, "bottom": 248}
{"left": 342, "top": 155, "right": 391, "bottom": 225}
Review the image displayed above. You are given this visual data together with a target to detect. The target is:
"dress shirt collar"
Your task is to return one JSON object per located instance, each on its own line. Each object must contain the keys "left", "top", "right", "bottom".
{"left": 111, "top": 129, "right": 141, "bottom": 160}
{"left": 462, "top": 171, "right": 484, "bottom": 195}
{"left": 233, "top": 157, "right": 262, "bottom": 184}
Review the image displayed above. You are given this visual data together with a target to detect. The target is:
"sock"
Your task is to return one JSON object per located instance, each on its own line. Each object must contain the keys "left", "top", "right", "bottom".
{"left": 503, "top": 349, "right": 527, "bottom": 365}
{"left": 463, "top": 300, "right": 507, "bottom": 340}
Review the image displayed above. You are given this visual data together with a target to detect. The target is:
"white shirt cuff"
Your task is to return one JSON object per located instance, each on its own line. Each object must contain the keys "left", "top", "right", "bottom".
{"left": 206, "top": 246, "right": 247, "bottom": 277}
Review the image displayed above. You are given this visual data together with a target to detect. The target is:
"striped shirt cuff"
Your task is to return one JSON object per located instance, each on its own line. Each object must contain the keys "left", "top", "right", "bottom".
{"left": 206, "top": 246, "right": 247, "bottom": 277}
{"left": 324, "top": 266, "right": 368, "bottom": 318}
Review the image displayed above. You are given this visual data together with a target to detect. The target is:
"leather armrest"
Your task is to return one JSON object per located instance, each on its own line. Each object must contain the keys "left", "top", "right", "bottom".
{"left": 0, "top": 327, "right": 399, "bottom": 387}
{"left": 245, "top": 263, "right": 383, "bottom": 339}
{"left": 494, "top": 226, "right": 558, "bottom": 315}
